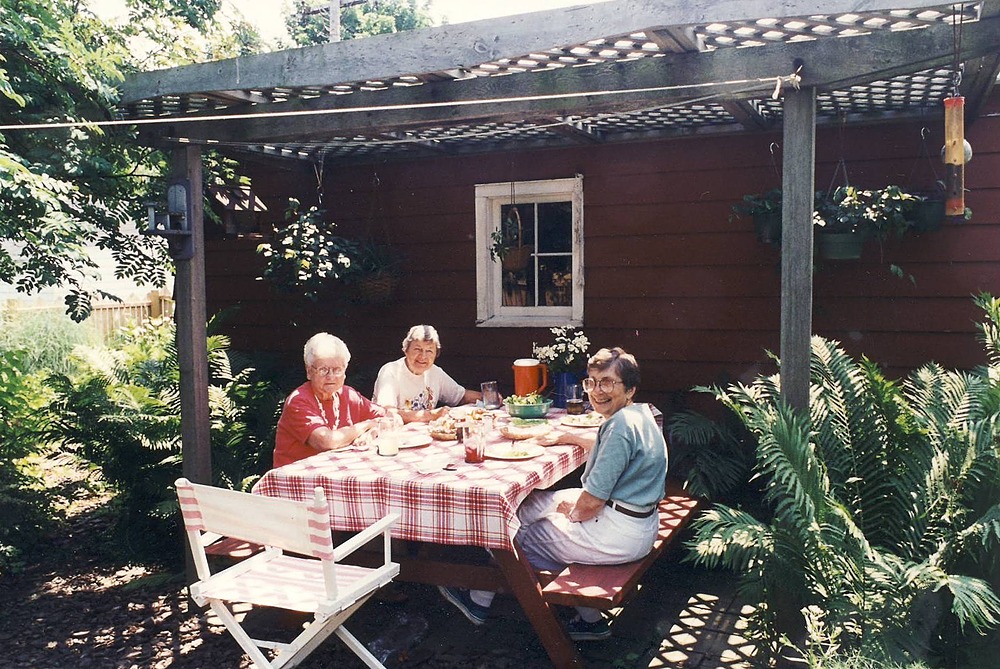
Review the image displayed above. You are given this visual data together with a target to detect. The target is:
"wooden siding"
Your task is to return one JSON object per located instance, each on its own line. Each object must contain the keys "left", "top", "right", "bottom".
{"left": 205, "top": 93, "right": 1000, "bottom": 415}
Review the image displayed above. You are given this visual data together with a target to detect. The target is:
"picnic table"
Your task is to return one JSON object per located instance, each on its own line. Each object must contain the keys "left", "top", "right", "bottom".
{"left": 253, "top": 406, "right": 597, "bottom": 667}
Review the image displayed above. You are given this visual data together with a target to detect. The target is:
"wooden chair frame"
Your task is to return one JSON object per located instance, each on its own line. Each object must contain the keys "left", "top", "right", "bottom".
{"left": 175, "top": 478, "right": 399, "bottom": 669}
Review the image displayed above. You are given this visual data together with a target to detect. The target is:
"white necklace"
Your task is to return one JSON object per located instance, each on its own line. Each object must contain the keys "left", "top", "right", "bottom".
{"left": 314, "top": 392, "right": 339, "bottom": 427}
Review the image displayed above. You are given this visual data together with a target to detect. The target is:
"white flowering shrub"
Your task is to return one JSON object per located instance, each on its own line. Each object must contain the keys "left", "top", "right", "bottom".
{"left": 256, "top": 199, "right": 361, "bottom": 301}
{"left": 532, "top": 325, "right": 590, "bottom": 374}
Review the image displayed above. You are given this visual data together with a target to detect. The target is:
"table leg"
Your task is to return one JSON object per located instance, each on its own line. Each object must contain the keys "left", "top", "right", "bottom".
{"left": 492, "top": 546, "right": 584, "bottom": 669}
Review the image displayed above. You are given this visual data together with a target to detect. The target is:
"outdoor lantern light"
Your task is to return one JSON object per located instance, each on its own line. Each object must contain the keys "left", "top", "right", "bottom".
{"left": 144, "top": 179, "right": 194, "bottom": 260}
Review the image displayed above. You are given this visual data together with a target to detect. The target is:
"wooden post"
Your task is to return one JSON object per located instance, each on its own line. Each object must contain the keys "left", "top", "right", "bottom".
{"left": 780, "top": 86, "right": 816, "bottom": 411}
{"left": 148, "top": 289, "right": 161, "bottom": 319}
{"left": 172, "top": 146, "right": 212, "bottom": 485}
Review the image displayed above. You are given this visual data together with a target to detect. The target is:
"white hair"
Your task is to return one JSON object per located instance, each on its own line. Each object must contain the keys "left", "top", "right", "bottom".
{"left": 303, "top": 332, "right": 351, "bottom": 366}
{"left": 401, "top": 324, "right": 441, "bottom": 353}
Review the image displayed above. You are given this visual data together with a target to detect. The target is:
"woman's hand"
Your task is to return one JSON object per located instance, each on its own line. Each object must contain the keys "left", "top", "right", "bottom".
{"left": 537, "top": 428, "right": 596, "bottom": 450}
{"left": 557, "top": 490, "right": 605, "bottom": 522}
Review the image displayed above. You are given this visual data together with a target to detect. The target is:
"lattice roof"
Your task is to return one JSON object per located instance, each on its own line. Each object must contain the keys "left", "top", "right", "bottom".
{"left": 118, "top": 1, "right": 999, "bottom": 165}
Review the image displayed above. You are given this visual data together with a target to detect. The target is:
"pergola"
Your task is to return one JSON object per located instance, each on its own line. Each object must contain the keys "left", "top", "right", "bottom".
{"left": 117, "top": 0, "right": 1000, "bottom": 483}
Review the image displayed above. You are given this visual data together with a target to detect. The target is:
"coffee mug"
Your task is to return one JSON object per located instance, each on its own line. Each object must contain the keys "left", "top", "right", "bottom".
{"left": 512, "top": 358, "right": 548, "bottom": 396}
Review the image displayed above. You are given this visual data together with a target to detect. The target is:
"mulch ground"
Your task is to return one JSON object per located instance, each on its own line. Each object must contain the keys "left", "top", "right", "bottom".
{"left": 0, "top": 463, "right": 753, "bottom": 669}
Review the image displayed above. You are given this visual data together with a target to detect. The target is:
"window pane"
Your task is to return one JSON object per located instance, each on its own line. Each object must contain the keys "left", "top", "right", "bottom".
{"left": 500, "top": 203, "right": 535, "bottom": 249}
{"left": 537, "top": 202, "right": 571, "bottom": 253}
{"left": 538, "top": 256, "right": 573, "bottom": 306}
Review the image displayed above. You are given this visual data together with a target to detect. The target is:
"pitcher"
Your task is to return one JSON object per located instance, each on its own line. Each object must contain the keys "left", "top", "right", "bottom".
{"left": 512, "top": 358, "right": 548, "bottom": 396}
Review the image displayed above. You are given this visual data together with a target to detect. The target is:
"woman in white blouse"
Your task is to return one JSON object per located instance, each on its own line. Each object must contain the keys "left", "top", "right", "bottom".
{"left": 372, "top": 324, "right": 481, "bottom": 423}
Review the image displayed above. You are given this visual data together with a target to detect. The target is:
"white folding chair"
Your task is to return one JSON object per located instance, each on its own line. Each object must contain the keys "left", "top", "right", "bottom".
{"left": 175, "top": 477, "right": 399, "bottom": 669}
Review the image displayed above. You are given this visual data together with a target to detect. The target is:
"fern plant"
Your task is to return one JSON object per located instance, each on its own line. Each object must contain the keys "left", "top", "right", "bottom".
{"left": 686, "top": 294, "right": 1000, "bottom": 664}
{"left": 45, "top": 318, "right": 283, "bottom": 564}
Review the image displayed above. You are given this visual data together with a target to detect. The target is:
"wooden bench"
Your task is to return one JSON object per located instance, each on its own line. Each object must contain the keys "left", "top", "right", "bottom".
{"left": 540, "top": 480, "right": 703, "bottom": 610}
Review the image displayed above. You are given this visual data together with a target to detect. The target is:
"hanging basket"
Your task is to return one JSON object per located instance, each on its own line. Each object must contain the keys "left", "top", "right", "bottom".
{"left": 502, "top": 246, "right": 533, "bottom": 271}
{"left": 816, "top": 231, "right": 865, "bottom": 260}
{"left": 349, "top": 272, "right": 400, "bottom": 305}
{"left": 907, "top": 197, "right": 945, "bottom": 232}
{"left": 753, "top": 210, "right": 782, "bottom": 244}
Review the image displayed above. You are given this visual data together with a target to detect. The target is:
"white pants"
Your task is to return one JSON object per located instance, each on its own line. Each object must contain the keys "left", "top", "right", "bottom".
{"left": 515, "top": 488, "right": 658, "bottom": 571}
{"left": 468, "top": 489, "right": 657, "bottom": 616}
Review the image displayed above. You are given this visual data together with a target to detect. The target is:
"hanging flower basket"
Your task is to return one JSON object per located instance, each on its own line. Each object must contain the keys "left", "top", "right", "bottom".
{"left": 349, "top": 271, "right": 400, "bottom": 305}
{"left": 816, "top": 231, "right": 866, "bottom": 260}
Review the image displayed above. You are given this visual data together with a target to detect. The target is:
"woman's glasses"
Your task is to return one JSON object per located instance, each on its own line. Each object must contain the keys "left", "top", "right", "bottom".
{"left": 582, "top": 378, "right": 624, "bottom": 393}
{"left": 310, "top": 365, "right": 346, "bottom": 377}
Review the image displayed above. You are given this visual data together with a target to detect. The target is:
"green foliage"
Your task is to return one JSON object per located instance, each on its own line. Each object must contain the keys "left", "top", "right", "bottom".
{"left": 0, "top": 307, "right": 100, "bottom": 375}
{"left": 686, "top": 296, "right": 1000, "bottom": 663}
{"left": 665, "top": 405, "right": 755, "bottom": 500}
{"left": 256, "top": 199, "right": 362, "bottom": 302}
{"left": 0, "top": 0, "right": 171, "bottom": 319}
{"left": 287, "top": 0, "right": 432, "bottom": 46}
{"left": 45, "top": 318, "right": 283, "bottom": 564}
{"left": 813, "top": 185, "right": 918, "bottom": 239}
{"left": 0, "top": 349, "right": 54, "bottom": 574}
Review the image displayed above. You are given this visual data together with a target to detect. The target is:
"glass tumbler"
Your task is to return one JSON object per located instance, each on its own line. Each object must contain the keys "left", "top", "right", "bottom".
{"left": 481, "top": 380, "right": 502, "bottom": 409}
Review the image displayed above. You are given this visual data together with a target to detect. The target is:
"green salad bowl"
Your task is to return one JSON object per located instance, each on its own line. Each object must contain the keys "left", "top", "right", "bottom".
{"left": 503, "top": 397, "right": 553, "bottom": 418}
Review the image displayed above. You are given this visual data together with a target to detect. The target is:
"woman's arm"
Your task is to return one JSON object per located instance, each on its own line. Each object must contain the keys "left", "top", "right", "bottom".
{"left": 306, "top": 418, "right": 377, "bottom": 451}
{"left": 393, "top": 406, "right": 449, "bottom": 424}
{"left": 556, "top": 490, "right": 605, "bottom": 522}
{"left": 536, "top": 427, "right": 597, "bottom": 450}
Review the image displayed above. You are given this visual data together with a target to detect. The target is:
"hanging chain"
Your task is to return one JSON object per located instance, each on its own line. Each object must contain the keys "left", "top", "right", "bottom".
{"left": 313, "top": 158, "right": 325, "bottom": 207}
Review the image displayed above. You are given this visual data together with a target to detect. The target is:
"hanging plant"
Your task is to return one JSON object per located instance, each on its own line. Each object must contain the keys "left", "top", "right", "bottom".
{"left": 256, "top": 199, "right": 361, "bottom": 301}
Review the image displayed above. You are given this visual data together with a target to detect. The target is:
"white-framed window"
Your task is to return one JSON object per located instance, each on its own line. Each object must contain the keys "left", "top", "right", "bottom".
{"left": 475, "top": 175, "right": 583, "bottom": 328}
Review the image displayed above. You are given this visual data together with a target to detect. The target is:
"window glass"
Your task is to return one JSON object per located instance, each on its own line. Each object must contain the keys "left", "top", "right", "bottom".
{"left": 475, "top": 176, "right": 583, "bottom": 327}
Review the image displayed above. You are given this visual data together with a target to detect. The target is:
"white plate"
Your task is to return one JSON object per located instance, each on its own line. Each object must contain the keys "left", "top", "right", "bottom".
{"left": 485, "top": 444, "right": 545, "bottom": 460}
{"left": 390, "top": 433, "right": 433, "bottom": 449}
{"left": 560, "top": 412, "right": 605, "bottom": 428}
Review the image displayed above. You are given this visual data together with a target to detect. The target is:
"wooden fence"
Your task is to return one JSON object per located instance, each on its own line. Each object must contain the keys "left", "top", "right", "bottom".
{"left": 3, "top": 290, "right": 175, "bottom": 341}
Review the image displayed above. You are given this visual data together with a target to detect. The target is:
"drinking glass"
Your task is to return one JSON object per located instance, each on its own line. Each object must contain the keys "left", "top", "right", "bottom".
{"left": 565, "top": 384, "right": 585, "bottom": 415}
{"left": 481, "top": 380, "right": 502, "bottom": 409}
{"left": 464, "top": 421, "right": 486, "bottom": 463}
{"left": 377, "top": 417, "right": 399, "bottom": 456}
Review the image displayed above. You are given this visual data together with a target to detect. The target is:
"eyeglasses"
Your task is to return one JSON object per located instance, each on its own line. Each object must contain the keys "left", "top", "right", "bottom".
{"left": 582, "top": 377, "right": 625, "bottom": 393}
{"left": 310, "top": 365, "right": 346, "bottom": 377}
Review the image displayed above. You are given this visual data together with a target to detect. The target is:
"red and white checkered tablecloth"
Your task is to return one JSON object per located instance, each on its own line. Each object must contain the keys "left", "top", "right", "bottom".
{"left": 252, "top": 410, "right": 592, "bottom": 551}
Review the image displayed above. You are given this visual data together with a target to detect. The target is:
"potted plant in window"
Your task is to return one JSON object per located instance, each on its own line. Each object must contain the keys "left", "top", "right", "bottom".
{"left": 730, "top": 188, "right": 783, "bottom": 245}
{"left": 489, "top": 206, "right": 532, "bottom": 271}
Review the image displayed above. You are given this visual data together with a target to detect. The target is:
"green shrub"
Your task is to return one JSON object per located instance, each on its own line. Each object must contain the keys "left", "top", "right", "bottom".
{"left": 685, "top": 294, "right": 1000, "bottom": 664}
{"left": 0, "top": 349, "right": 55, "bottom": 574}
{"left": 46, "top": 317, "right": 283, "bottom": 564}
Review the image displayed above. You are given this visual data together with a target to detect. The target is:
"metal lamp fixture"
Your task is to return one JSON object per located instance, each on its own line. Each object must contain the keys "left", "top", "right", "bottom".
{"left": 144, "top": 179, "right": 194, "bottom": 260}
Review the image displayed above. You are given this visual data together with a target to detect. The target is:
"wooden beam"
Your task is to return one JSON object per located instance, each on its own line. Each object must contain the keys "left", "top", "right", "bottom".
{"left": 150, "top": 17, "right": 1000, "bottom": 145}
{"left": 173, "top": 146, "right": 212, "bottom": 486}
{"left": 118, "top": 0, "right": 962, "bottom": 104}
{"left": 780, "top": 87, "right": 815, "bottom": 412}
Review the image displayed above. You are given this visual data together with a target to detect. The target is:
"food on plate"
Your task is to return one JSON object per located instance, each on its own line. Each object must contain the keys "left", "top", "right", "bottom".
{"left": 428, "top": 415, "right": 458, "bottom": 441}
{"left": 466, "top": 407, "right": 488, "bottom": 421}
{"left": 499, "top": 419, "right": 552, "bottom": 441}
{"left": 561, "top": 411, "right": 605, "bottom": 428}
{"left": 485, "top": 444, "right": 545, "bottom": 460}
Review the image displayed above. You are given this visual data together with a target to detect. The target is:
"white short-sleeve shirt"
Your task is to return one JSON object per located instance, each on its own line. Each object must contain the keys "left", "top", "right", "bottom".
{"left": 372, "top": 357, "right": 467, "bottom": 411}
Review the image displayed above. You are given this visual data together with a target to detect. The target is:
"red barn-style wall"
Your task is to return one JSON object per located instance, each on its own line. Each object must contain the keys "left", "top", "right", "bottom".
{"left": 205, "top": 92, "right": 1000, "bottom": 415}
